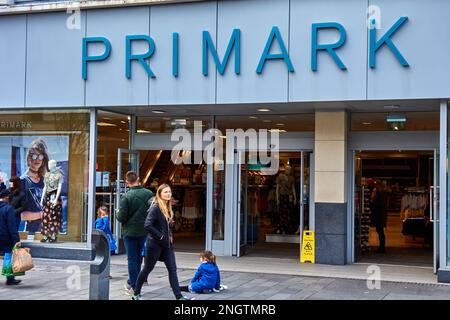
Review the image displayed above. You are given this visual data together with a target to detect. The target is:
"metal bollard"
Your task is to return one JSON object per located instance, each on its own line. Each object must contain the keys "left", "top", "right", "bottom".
{"left": 89, "top": 230, "right": 110, "bottom": 300}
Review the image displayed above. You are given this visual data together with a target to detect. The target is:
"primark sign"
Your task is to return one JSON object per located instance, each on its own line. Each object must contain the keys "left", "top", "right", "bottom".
{"left": 81, "top": 17, "right": 409, "bottom": 80}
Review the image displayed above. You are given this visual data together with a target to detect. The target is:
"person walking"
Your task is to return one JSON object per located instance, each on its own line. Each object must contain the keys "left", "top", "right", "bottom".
{"left": 132, "top": 184, "right": 192, "bottom": 300}
{"left": 116, "top": 171, "right": 153, "bottom": 295}
{"left": 8, "top": 176, "right": 26, "bottom": 232}
{"left": 370, "top": 180, "right": 387, "bottom": 253}
{"left": 0, "top": 190, "right": 22, "bottom": 285}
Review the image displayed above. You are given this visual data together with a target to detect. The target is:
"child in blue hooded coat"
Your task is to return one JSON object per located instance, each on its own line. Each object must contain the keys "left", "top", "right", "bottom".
{"left": 95, "top": 206, "right": 117, "bottom": 253}
{"left": 180, "top": 250, "right": 221, "bottom": 294}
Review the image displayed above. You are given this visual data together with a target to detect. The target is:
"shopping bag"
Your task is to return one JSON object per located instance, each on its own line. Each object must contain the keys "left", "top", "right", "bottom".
{"left": 12, "top": 247, "right": 34, "bottom": 273}
{"left": 1, "top": 252, "right": 24, "bottom": 277}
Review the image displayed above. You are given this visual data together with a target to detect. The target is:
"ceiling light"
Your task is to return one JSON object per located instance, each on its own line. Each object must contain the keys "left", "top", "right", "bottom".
{"left": 120, "top": 121, "right": 127, "bottom": 124}
{"left": 171, "top": 119, "right": 187, "bottom": 126}
{"left": 276, "top": 123, "right": 285, "bottom": 126}
{"left": 249, "top": 116, "right": 258, "bottom": 119}
{"left": 269, "top": 129, "right": 287, "bottom": 133}
{"left": 152, "top": 110, "right": 165, "bottom": 114}
{"left": 163, "top": 117, "right": 171, "bottom": 120}
{"left": 127, "top": 116, "right": 131, "bottom": 120}
{"left": 362, "top": 122, "right": 372, "bottom": 125}
{"left": 137, "top": 129, "right": 151, "bottom": 133}
{"left": 263, "top": 120, "right": 272, "bottom": 123}
{"left": 97, "top": 122, "right": 117, "bottom": 127}
{"left": 257, "top": 108, "right": 272, "bottom": 112}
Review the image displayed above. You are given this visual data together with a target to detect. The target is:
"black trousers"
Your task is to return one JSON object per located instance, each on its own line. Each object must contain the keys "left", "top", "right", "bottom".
{"left": 134, "top": 240, "right": 182, "bottom": 298}
{"left": 375, "top": 224, "right": 386, "bottom": 250}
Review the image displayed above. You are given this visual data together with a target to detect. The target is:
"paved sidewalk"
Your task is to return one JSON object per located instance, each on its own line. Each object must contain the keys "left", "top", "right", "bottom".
{"left": 1, "top": 258, "right": 450, "bottom": 300}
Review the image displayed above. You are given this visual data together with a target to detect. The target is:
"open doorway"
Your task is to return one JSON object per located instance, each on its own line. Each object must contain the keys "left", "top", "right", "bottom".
{"left": 354, "top": 150, "right": 435, "bottom": 267}
{"left": 139, "top": 150, "right": 207, "bottom": 253}
{"left": 238, "top": 151, "right": 312, "bottom": 259}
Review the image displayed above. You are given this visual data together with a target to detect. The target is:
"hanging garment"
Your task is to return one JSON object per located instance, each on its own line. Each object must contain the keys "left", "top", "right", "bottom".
{"left": 41, "top": 190, "right": 62, "bottom": 241}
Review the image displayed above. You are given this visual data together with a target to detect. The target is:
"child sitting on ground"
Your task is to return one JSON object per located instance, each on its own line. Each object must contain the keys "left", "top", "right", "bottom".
{"left": 180, "top": 250, "right": 227, "bottom": 294}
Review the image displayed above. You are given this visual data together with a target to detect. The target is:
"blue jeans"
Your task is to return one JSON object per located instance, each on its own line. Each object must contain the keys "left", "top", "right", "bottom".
{"left": 123, "top": 235, "right": 146, "bottom": 290}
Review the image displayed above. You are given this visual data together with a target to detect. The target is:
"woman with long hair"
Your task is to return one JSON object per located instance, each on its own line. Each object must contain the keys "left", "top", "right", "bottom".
{"left": 20, "top": 139, "right": 49, "bottom": 233}
{"left": 132, "top": 184, "right": 192, "bottom": 300}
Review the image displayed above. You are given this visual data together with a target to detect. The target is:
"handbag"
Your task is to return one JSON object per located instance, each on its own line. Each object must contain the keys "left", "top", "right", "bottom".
{"left": 12, "top": 246, "right": 34, "bottom": 273}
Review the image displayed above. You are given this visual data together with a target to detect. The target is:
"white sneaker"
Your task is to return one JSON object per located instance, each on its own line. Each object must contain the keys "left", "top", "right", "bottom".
{"left": 220, "top": 284, "right": 228, "bottom": 291}
{"left": 124, "top": 283, "right": 133, "bottom": 296}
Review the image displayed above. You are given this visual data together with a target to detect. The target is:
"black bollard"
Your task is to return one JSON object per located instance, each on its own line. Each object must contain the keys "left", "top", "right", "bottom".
{"left": 89, "top": 229, "right": 110, "bottom": 300}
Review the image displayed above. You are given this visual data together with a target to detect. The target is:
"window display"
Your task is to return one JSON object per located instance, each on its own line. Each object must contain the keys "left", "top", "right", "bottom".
{"left": 0, "top": 111, "right": 89, "bottom": 242}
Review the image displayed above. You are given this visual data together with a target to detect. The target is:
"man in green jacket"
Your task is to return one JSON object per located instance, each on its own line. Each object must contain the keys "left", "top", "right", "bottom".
{"left": 116, "top": 171, "right": 153, "bottom": 295}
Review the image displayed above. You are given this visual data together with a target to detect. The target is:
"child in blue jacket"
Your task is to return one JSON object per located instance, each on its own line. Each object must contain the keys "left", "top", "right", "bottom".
{"left": 95, "top": 206, "right": 117, "bottom": 253}
{"left": 181, "top": 250, "right": 223, "bottom": 294}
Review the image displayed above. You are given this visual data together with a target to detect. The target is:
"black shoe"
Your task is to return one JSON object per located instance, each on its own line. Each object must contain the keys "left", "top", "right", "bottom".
{"left": 6, "top": 279, "right": 22, "bottom": 286}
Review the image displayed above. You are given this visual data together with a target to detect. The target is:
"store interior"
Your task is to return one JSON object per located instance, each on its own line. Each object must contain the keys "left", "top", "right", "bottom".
{"left": 354, "top": 150, "right": 435, "bottom": 267}
{"left": 239, "top": 151, "right": 309, "bottom": 259}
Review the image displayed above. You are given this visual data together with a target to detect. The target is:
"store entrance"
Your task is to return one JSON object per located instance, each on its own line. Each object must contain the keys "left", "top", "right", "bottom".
{"left": 354, "top": 150, "right": 438, "bottom": 267}
{"left": 235, "top": 151, "right": 313, "bottom": 259}
{"left": 139, "top": 150, "right": 207, "bottom": 253}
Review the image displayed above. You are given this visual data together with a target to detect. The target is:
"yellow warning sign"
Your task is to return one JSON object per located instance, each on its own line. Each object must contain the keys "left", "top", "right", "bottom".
{"left": 300, "top": 230, "right": 315, "bottom": 263}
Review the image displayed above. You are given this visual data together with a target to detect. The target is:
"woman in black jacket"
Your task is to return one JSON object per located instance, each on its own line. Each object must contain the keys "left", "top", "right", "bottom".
{"left": 8, "top": 176, "right": 26, "bottom": 232}
{"left": 132, "top": 184, "right": 192, "bottom": 300}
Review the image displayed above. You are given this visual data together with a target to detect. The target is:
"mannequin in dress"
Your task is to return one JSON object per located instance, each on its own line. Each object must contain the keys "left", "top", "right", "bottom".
{"left": 275, "top": 164, "right": 296, "bottom": 234}
{"left": 40, "top": 160, "right": 63, "bottom": 242}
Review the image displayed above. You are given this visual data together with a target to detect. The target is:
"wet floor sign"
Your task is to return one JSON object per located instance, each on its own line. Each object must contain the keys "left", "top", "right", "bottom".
{"left": 300, "top": 230, "right": 315, "bottom": 263}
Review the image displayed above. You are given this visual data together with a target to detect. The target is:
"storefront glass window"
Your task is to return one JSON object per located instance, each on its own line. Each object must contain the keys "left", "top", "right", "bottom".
{"left": 96, "top": 111, "right": 130, "bottom": 233}
{"left": 0, "top": 110, "right": 89, "bottom": 242}
{"left": 137, "top": 116, "right": 212, "bottom": 133}
{"left": 216, "top": 114, "right": 314, "bottom": 133}
{"left": 352, "top": 112, "right": 439, "bottom": 131}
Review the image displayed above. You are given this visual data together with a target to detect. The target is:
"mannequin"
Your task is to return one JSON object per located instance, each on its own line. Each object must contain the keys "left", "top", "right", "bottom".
{"left": 275, "top": 164, "right": 296, "bottom": 234}
{"left": 40, "top": 160, "right": 63, "bottom": 243}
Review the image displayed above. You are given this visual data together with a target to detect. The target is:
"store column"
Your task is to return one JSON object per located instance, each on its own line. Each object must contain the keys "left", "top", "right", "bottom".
{"left": 314, "top": 112, "right": 347, "bottom": 265}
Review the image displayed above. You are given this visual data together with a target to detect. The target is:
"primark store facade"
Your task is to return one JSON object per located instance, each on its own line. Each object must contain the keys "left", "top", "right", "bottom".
{"left": 2, "top": 0, "right": 450, "bottom": 282}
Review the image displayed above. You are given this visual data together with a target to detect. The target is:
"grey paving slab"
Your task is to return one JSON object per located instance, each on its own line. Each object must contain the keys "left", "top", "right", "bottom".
{"left": 2, "top": 258, "right": 450, "bottom": 300}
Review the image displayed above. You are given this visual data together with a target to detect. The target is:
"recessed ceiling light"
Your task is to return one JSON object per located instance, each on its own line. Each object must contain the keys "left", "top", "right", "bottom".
{"left": 137, "top": 129, "right": 151, "bottom": 133}
{"left": 163, "top": 117, "right": 171, "bottom": 120}
{"left": 257, "top": 108, "right": 272, "bottom": 112}
{"left": 97, "top": 122, "right": 117, "bottom": 127}
{"left": 263, "top": 120, "right": 272, "bottom": 123}
{"left": 269, "top": 129, "right": 287, "bottom": 133}
{"left": 120, "top": 120, "right": 127, "bottom": 124}
{"left": 249, "top": 116, "right": 258, "bottom": 119}
{"left": 362, "top": 122, "right": 372, "bottom": 125}
{"left": 276, "top": 123, "right": 285, "bottom": 126}
{"left": 152, "top": 110, "right": 165, "bottom": 114}
{"left": 127, "top": 116, "right": 131, "bottom": 120}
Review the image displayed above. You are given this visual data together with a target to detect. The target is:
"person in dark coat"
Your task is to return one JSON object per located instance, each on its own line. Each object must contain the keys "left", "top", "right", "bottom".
{"left": 0, "top": 190, "right": 22, "bottom": 285}
{"left": 370, "top": 180, "right": 387, "bottom": 253}
{"left": 132, "top": 184, "right": 192, "bottom": 300}
{"left": 8, "top": 176, "right": 26, "bottom": 232}
{"left": 116, "top": 171, "right": 153, "bottom": 295}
